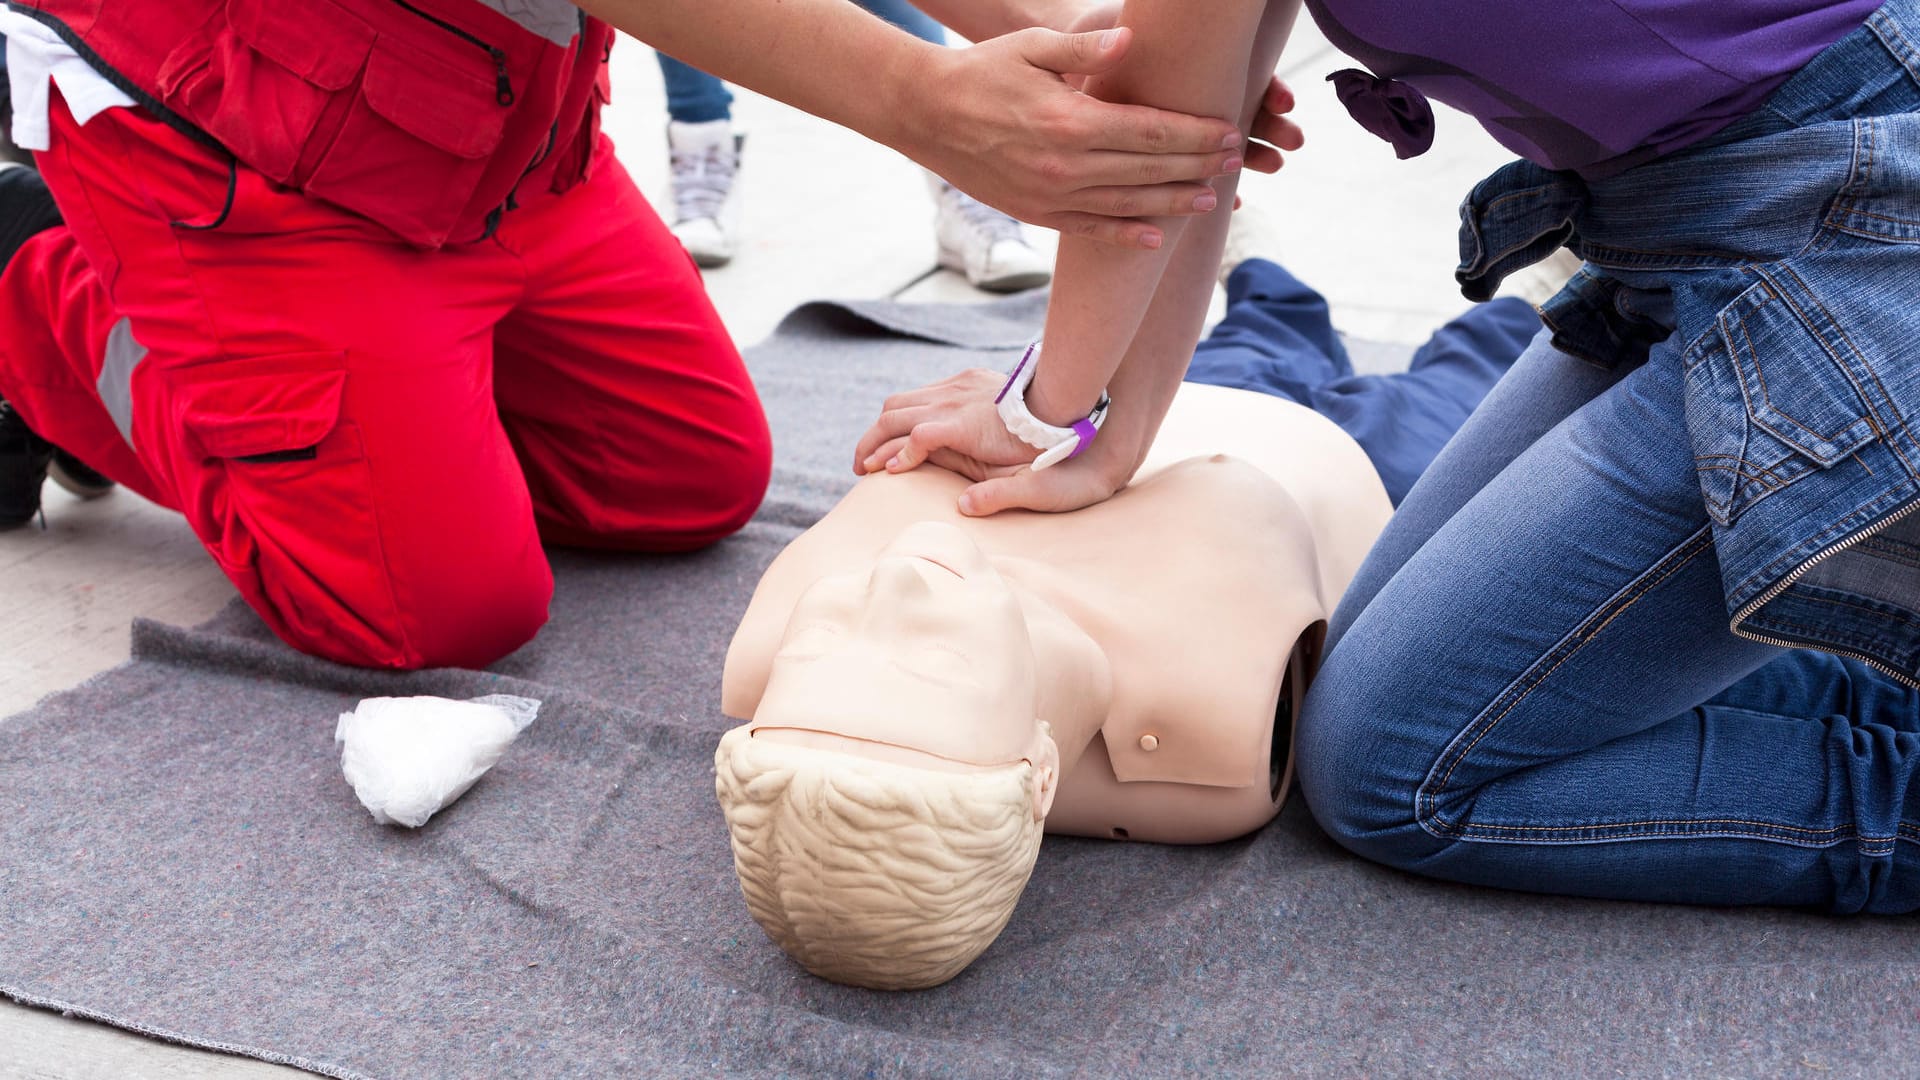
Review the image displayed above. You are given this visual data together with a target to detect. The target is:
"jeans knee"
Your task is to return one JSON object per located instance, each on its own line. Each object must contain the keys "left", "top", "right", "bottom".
{"left": 1296, "top": 643, "right": 1441, "bottom": 871}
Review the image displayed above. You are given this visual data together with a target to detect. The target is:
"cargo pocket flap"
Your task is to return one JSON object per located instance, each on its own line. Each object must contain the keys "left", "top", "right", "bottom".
{"left": 175, "top": 351, "right": 348, "bottom": 460}
{"left": 362, "top": 45, "right": 506, "bottom": 159}
{"left": 227, "top": 0, "right": 375, "bottom": 90}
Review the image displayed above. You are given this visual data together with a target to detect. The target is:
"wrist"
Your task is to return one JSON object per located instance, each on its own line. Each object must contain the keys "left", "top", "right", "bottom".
{"left": 1025, "top": 375, "right": 1103, "bottom": 429}
{"left": 868, "top": 38, "right": 949, "bottom": 157}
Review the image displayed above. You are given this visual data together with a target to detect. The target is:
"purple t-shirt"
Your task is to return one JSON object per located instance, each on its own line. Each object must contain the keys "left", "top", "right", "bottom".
{"left": 1305, "top": 0, "right": 1884, "bottom": 175}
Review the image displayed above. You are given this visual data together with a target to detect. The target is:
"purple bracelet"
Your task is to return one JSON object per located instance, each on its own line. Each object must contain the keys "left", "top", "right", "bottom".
{"left": 994, "top": 342, "right": 1038, "bottom": 406}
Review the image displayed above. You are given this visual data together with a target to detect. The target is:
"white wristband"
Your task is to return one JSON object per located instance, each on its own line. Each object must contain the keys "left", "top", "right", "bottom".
{"left": 994, "top": 342, "right": 1110, "bottom": 471}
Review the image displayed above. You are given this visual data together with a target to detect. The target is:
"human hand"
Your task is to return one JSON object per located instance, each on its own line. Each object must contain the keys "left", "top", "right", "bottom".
{"left": 1245, "top": 77, "right": 1305, "bottom": 173}
{"left": 896, "top": 28, "right": 1246, "bottom": 250}
{"left": 854, "top": 368, "right": 1037, "bottom": 479}
{"left": 952, "top": 450, "right": 1132, "bottom": 516}
{"left": 853, "top": 368, "right": 1140, "bottom": 517}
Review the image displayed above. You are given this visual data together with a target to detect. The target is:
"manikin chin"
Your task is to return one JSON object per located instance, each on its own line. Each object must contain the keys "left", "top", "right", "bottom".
{"left": 715, "top": 383, "right": 1392, "bottom": 991}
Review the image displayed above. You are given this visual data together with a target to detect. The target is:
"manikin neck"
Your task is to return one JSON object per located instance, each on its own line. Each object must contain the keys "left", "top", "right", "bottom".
{"left": 1005, "top": 576, "right": 1113, "bottom": 779}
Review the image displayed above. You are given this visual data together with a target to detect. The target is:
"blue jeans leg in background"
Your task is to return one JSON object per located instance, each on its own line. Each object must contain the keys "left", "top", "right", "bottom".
{"left": 656, "top": 0, "right": 945, "bottom": 125}
{"left": 1299, "top": 334, "right": 1920, "bottom": 914}
{"left": 1186, "top": 258, "right": 1539, "bottom": 505}
{"left": 656, "top": 52, "right": 733, "bottom": 125}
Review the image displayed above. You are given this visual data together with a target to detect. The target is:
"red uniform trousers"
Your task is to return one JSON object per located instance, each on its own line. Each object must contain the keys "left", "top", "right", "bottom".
{"left": 0, "top": 98, "right": 771, "bottom": 670}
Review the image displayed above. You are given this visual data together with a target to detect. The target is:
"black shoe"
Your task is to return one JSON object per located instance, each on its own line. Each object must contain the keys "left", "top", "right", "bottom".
{"left": 0, "top": 396, "right": 53, "bottom": 529}
{"left": 48, "top": 448, "right": 115, "bottom": 499}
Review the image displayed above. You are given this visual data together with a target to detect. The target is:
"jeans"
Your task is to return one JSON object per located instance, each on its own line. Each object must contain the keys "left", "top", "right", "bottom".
{"left": 1186, "top": 259, "right": 1539, "bottom": 505}
{"left": 1297, "top": 0, "right": 1920, "bottom": 910}
{"left": 656, "top": 1, "right": 945, "bottom": 125}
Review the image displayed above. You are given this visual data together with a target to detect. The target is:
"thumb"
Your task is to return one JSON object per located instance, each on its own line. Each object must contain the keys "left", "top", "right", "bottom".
{"left": 1017, "top": 26, "right": 1131, "bottom": 78}
{"left": 959, "top": 469, "right": 1073, "bottom": 517}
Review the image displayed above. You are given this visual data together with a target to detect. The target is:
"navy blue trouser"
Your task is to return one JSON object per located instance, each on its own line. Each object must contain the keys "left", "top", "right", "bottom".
{"left": 1186, "top": 259, "right": 1540, "bottom": 505}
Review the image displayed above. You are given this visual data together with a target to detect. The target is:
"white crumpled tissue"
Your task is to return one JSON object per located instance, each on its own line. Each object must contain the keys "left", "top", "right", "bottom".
{"left": 335, "top": 694, "right": 541, "bottom": 828}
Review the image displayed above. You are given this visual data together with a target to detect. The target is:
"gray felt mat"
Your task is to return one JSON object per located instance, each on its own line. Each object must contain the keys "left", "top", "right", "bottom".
{"left": 3, "top": 294, "right": 1917, "bottom": 1079}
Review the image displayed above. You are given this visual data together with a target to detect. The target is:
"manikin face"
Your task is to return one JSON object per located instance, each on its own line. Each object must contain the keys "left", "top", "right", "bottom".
{"left": 749, "top": 521, "right": 1049, "bottom": 773}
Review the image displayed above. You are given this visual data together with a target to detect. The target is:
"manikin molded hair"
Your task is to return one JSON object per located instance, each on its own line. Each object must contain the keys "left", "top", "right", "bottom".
{"left": 713, "top": 724, "right": 1049, "bottom": 991}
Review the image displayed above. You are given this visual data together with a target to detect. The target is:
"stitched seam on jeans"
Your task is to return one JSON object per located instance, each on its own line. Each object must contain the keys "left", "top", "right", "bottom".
{"left": 1870, "top": 13, "right": 1920, "bottom": 107}
{"left": 1694, "top": 466, "right": 1790, "bottom": 511}
{"left": 1580, "top": 242, "right": 1744, "bottom": 263}
{"left": 1779, "top": 263, "right": 1920, "bottom": 481}
{"left": 1829, "top": 222, "right": 1920, "bottom": 245}
{"left": 1837, "top": 205, "right": 1920, "bottom": 227}
{"left": 1694, "top": 453, "right": 1803, "bottom": 488}
{"left": 1442, "top": 816, "right": 1860, "bottom": 836}
{"left": 1477, "top": 233, "right": 1572, "bottom": 277}
{"left": 1857, "top": 536, "right": 1920, "bottom": 570}
{"left": 1427, "top": 820, "right": 1891, "bottom": 850}
{"left": 1430, "top": 816, "right": 1905, "bottom": 851}
{"left": 1479, "top": 185, "right": 1561, "bottom": 215}
{"left": 1420, "top": 527, "right": 1715, "bottom": 821}
{"left": 1785, "top": 590, "right": 1920, "bottom": 628}
{"left": 1842, "top": 113, "right": 1873, "bottom": 229}
{"left": 1729, "top": 489, "right": 1913, "bottom": 602}
{"left": 1734, "top": 306, "right": 1854, "bottom": 447}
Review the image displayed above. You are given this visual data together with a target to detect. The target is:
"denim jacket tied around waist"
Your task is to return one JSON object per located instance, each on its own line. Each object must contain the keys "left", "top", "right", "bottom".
{"left": 1450, "top": 1, "right": 1920, "bottom": 685}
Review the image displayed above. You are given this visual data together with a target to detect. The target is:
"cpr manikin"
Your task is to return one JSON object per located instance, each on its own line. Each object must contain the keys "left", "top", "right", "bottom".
{"left": 715, "top": 382, "right": 1392, "bottom": 990}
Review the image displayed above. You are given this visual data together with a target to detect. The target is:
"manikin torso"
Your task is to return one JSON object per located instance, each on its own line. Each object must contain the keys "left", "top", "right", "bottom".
{"left": 722, "top": 382, "right": 1393, "bottom": 843}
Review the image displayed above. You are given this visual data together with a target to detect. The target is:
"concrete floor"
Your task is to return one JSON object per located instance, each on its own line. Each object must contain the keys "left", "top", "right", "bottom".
{"left": 0, "top": 21, "right": 1508, "bottom": 1079}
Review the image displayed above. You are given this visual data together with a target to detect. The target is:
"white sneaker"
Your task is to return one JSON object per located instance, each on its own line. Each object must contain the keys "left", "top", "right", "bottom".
{"left": 666, "top": 119, "right": 743, "bottom": 268}
{"left": 1218, "top": 203, "right": 1285, "bottom": 286}
{"left": 930, "top": 177, "right": 1052, "bottom": 293}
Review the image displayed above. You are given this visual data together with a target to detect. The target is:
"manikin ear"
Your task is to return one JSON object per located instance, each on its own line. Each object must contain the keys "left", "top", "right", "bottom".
{"left": 1029, "top": 722, "right": 1061, "bottom": 821}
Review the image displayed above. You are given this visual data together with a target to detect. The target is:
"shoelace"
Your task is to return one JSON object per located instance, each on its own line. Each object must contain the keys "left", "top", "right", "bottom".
{"left": 670, "top": 141, "right": 737, "bottom": 224}
{"left": 943, "top": 186, "right": 1022, "bottom": 245}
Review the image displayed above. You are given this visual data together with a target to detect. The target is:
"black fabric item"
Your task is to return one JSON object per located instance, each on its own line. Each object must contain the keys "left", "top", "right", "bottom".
{"left": 0, "top": 163, "right": 62, "bottom": 266}
{"left": 1, "top": 296, "right": 1913, "bottom": 1078}
{"left": 1, "top": 165, "right": 92, "bottom": 524}
{"left": 0, "top": 397, "right": 53, "bottom": 528}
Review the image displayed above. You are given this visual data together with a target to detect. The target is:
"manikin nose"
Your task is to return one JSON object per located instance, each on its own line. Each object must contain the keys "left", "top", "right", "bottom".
{"left": 867, "top": 556, "right": 937, "bottom": 601}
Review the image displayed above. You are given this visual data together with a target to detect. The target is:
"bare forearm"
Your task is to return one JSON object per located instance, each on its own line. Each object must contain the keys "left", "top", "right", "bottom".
{"left": 1028, "top": 0, "right": 1301, "bottom": 449}
{"left": 576, "top": 0, "right": 932, "bottom": 151}
{"left": 908, "top": 0, "right": 1076, "bottom": 40}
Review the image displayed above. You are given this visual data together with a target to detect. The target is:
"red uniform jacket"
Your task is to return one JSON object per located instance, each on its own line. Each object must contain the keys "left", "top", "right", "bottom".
{"left": 8, "top": 0, "right": 614, "bottom": 248}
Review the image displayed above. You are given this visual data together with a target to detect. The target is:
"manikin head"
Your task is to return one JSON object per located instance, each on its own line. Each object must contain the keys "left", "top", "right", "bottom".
{"left": 713, "top": 522, "right": 1060, "bottom": 991}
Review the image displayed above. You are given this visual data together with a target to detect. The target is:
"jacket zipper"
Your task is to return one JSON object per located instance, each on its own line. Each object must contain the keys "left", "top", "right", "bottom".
{"left": 498, "top": 13, "right": 590, "bottom": 223}
{"left": 503, "top": 122, "right": 560, "bottom": 212}
{"left": 384, "top": 0, "right": 515, "bottom": 105}
{"left": 1728, "top": 498, "right": 1920, "bottom": 689}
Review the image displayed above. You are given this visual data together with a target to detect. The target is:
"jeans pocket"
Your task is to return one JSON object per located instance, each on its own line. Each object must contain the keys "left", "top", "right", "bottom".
{"left": 1683, "top": 277, "right": 1878, "bottom": 527}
